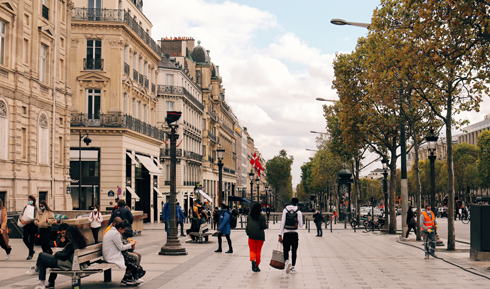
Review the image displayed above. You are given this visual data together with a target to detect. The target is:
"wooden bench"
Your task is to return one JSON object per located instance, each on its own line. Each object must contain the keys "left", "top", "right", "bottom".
{"left": 188, "top": 223, "right": 212, "bottom": 243}
{"left": 51, "top": 243, "right": 117, "bottom": 289}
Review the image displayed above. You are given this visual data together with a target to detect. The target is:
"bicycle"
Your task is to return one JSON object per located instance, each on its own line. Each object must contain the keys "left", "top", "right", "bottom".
{"left": 363, "top": 217, "right": 381, "bottom": 232}
{"left": 423, "top": 230, "right": 437, "bottom": 259}
{"left": 461, "top": 214, "right": 470, "bottom": 224}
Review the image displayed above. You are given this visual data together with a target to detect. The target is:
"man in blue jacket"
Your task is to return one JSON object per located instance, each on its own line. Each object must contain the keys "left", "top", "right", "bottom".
{"left": 162, "top": 202, "right": 185, "bottom": 237}
{"left": 109, "top": 200, "right": 133, "bottom": 225}
{"left": 177, "top": 203, "right": 186, "bottom": 237}
{"left": 215, "top": 203, "right": 233, "bottom": 254}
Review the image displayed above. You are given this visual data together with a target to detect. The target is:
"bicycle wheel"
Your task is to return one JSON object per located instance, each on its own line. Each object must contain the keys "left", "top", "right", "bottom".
{"left": 350, "top": 220, "right": 358, "bottom": 228}
{"left": 364, "top": 221, "right": 372, "bottom": 232}
{"left": 462, "top": 216, "right": 470, "bottom": 224}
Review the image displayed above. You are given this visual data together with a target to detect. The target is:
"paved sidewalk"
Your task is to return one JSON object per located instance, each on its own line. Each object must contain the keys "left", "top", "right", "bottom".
{"left": 0, "top": 220, "right": 489, "bottom": 288}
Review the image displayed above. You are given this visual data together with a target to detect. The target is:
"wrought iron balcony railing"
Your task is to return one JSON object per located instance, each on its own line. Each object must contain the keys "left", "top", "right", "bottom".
{"left": 71, "top": 8, "right": 162, "bottom": 55}
{"left": 124, "top": 62, "right": 130, "bottom": 75}
{"left": 224, "top": 167, "right": 236, "bottom": 175}
{"left": 42, "top": 5, "right": 49, "bottom": 20}
{"left": 184, "top": 150, "right": 203, "bottom": 162}
{"left": 133, "top": 69, "right": 138, "bottom": 81}
{"left": 83, "top": 58, "right": 104, "bottom": 70}
{"left": 207, "top": 110, "right": 217, "bottom": 122}
{"left": 160, "top": 148, "right": 183, "bottom": 158}
{"left": 207, "top": 130, "right": 217, "bottom": 143}
{"left": 157, "top": 85, "right": 204, "bottom": 110}
{"left": 139, "top": 73, "right": 144, "bottom": 86}
{"left": 151, "top": 83, "right": 155, "bottom": 94}
{"left": 71, "top": 113, "right": 165, "bottom": 141}
{"left": 144, "top": 77, "right": 149, "bottom": 89}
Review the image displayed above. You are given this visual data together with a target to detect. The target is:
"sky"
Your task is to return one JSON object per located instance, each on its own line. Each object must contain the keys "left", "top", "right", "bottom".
{"left": 144, "top": 0, "right": 490, "bottom": 188}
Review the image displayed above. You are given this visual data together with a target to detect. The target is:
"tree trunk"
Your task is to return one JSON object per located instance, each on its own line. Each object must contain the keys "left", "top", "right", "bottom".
{"left": 389, "top": 145, "right": 398, "bottom": 234}
{"left": 446, "top": 103, "right": 456, "bottom": 250}
{"left": 355, "top": 159, "right": 361, "bottom": 220}
{"left": 412, "top": 126, "right": 422, "bottom": 241}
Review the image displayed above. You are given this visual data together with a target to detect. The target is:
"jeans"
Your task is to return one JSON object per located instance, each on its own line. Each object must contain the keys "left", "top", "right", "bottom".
{"left": 217, "top": 233, "right": 232, "bottom": 251}
{"left": 422, "top": 230, "right": 436, "bottom": 255}
{"left": 178, "top": 222, "right": 184, "bottom": 236}
{"left": 0, "top": 233, "right": 11, "bottom": 254}
{"left": 315, "top": 221, "right": 323, "bottom": 236}
{"left": 91, "top": 227, "right": 101, "bottom": 243}
{"left": 406, "top": 224, "right": 417, "bottom": 238}
{"left": 23, "top": 223, "right": 37, "bottom": 256}
{"left": 36, "top": 252, "right": 59, "bottom": 282}
{"left": 248, "top": 239, "right": 264, "bottom": 265}
{"left": 39, "top": 227, "right": 53, "bottom": 254}
{"left": 283, "top": 232, "right": 298, "bottom": 266}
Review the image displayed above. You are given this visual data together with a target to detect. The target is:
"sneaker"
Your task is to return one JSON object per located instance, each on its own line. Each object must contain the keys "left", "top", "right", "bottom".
{"left": 251, "top": 260, "right": 256, "bottom": 271}
{"left": 424, "top": 255, "right": 429, "bottom": 259}
{"left": 125, "top": 278, "right": 138, "bottom": 286}
{"left": 6, "top": 254, "right": 10, "bottom": 260}
{"left": 290, "top": 267, "right": 298, "bottom": 274}
{"left": 26, "top": 255, "right": 33, "bottom": 260}
{"left": 46, "top": 283, "right": 55, "bottom": 289}
{"left": 34, "top": 286, "right": 45, "bottom": 289}
{"left": 431, "top": 253, "right": 438, "bottom": 258}
{"left": 225, "top": 249, "right": 233, "bottom": 254}
{"left": 26, "top": 266, "right": 39, "bottom": 275}
{"left": 255, "top": 265, "right": 261, "bottom": 272}
{"left": 214, "top": 249, "right": 222, "bottom": 253}
{"left": 285, "top": 260, "right": 291, "bottom": 274}
{"left": 120, "top": 279, "right": 127, "bottom": 285}
{"left": 136, "top": 278, "right": 144, "bottom": 283}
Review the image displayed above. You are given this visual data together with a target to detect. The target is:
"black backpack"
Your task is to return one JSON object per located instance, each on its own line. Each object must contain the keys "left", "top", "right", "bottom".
{"left": 229, "top": 211, "right": 237, "bottom": 229}
{"left": 284, "top": 209, "right": 299, "bottom": 229}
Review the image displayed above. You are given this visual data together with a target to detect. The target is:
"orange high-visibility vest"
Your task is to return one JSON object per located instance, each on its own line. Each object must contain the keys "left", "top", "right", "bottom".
{"left": 422, "top": 211, "right": 435, "bottom": 230}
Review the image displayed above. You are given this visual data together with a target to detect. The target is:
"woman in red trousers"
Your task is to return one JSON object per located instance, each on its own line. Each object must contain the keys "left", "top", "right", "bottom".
{"left": 246, "top": 203, "right": 268, "bottom": 272}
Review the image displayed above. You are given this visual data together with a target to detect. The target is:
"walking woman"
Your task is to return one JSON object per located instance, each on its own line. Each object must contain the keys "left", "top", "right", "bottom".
{"left": 26, "top": 226, "right": 88, "bottom": 289}
{"left": 0, "top": 199, "right": 12, "bottom": 259}
{"left": 313, "top": 207, "right": 323, "bottom": 237}
{"left": 89, "top": 204, "right": 103, "bottom": 243}
{"left": 215, "top": 203, "right": 233, "bottom": 253}
{"left": 19, "top": 195, "right": 38, "bottom": 260}
{"left": 405, "top": 205, "right": 417, "bottom": 240}
{"left": 34, "top": 200, "right": 55, "bottom": 254}
{"left": 246, "top": 203, "right": 267, "bottom": 272}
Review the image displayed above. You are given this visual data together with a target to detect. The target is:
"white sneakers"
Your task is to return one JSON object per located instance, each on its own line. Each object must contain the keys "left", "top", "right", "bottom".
{"left": 6, "top": 254, "right": 10, "bottom": 260}
{"left": 285, "top": 260, "right": 292, "bottom": 274}
{"left": 26, "top": 266, "right": 39, "bottom": 275}
{"left": 34, "top": 286, "right": 45, "bottom": 289}
{"left": 290, "top": 267, "right": 298, "bottom": 274}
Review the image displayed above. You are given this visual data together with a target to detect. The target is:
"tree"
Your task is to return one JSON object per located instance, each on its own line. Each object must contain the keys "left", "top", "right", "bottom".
{"left": 265, "top": 150, "right": 294, "bottom": 210}
{"left": 453, "top": 143, "right": 480, "bottom": 201}
{"left": 478, "top": 130, "right": 490, "bottom": 192}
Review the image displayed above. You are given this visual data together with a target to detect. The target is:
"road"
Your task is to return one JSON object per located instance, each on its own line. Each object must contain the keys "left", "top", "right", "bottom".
{"left": 396, "top": 215, "right": 471, "bottom": 243}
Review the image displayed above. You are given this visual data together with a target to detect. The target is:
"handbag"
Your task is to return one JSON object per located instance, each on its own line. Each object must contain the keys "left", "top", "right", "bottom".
{"left": 269, "top": 242, "right": 285, "bottom": 270}
{"left": 409, "top": 218, "right": 416, "bottom": 226}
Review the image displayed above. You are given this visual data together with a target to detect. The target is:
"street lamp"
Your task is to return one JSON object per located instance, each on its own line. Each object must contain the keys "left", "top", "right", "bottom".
{"left": 264, "top": 183, "right": 269, "bottom": 206}
{"left": 256, "top": 176, "right": 261, "bottom": 206}
{"left": 249, "top": 169, "right": 255, "bottom": 202}
{"left": 426, "top": 128, "right": 438, "bottom": 210}
{"left": 78, "top": 131, "right": 91, "bottom": 210}
{"left": 217, "top": 147, "right": 225, "bottom": 204}
{"left": 268, "top": 187, "right": 272, "bottom": 211}
{"left": 381, "top": 156, "right": 389, "bottom": 232}
{"left": 330, "top": 18, "right": 370, "bottom": 28}
{"left": 316, "top": 98, "right": 337, "bottom": 102}
{"left": 160, "top": 111, "right": 187, "bottom": 255}
{"left": 306, "top": 148, "right": 318, "bottom": 152}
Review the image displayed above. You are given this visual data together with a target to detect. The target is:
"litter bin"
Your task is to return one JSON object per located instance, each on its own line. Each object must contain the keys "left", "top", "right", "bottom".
{"left": 6, "top": 212, "right": 24, "bottom": 239}
{"left": 470, "top": 204, "right": 490, "bottom": 260}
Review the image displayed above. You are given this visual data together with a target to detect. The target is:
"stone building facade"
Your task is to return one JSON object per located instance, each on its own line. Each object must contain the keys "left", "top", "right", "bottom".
{"left": 0, "top": 0, "right": 74, "bottom": 211}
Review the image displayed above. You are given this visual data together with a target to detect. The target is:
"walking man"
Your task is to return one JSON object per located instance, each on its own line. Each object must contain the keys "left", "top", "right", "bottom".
{"left": 313, "top": 207, "right": 323, "bottom": 237}
{"left": 421, "top": 204, "right": 438, "bottom": 259}
{"left": 176, "top": 203, "right": 186, "bottom": 237}
{"left": 278, "top": 198, "right": 303, "bottom": 274}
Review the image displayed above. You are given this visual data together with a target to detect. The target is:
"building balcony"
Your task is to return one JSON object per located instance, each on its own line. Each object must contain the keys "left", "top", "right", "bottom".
{"left": 151, "top": 83, "right": 155, "bottom": 94}
{"left": 71, "top": 113, "right": 165, "bottom": 141}
{"left": 71, "top": 8, "right": 162, "bottom": 55}
{"left": 207, "top": 110, "right": 217, "bottom": 122}
{"left": 206, "top": 130, "right": 217, "bottom": 143}
{"left": 144, "top": 77, "right": 149, "bottom": 89}
{"left": 224, "top": 167, "right": 236, "bottom": 175}
{"left": 221, "top": 121, "right": 234, "bottom": 136}
{"left": 124, "top": 62, "right": 130, "bottom": 75}
{"left": 139, "top": 73, "right": 144, "bottom": 86}
{"left": 83, "top": 58, "right": 104, "bottom": 70}
{"left": 157, "top": 85, "right": 204, "bottom": 111}
{"left": 184, "top": 150, "right": 203, "bottom": 162}
{"left": 160, "top": 148, "right": 183, "bottom": 158}
{"left": 133, "top": 69, "right": 138, "bottom": 81}
{"left": 42, "top": 5, "right": 49, "bottom": 20}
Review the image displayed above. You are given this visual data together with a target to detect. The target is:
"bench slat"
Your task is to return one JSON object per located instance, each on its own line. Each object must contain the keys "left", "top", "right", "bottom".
{"left": 78, "top": 251, "right": 103, "bottom": 264}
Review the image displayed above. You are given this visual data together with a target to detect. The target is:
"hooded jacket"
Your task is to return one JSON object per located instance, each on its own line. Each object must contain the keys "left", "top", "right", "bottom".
{"left": 279, "top": 205, "right": 304, "bottom": 236}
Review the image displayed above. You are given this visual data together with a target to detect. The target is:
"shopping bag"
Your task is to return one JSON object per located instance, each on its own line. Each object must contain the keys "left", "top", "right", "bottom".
{"left": 269, "top": 242, "right": 285, "bottom": 270}
{"left": 23, "top": 205, "right": 35, "bottom": 221}
{"left": 17, "top": 218, "right": 26, "bottom": 228}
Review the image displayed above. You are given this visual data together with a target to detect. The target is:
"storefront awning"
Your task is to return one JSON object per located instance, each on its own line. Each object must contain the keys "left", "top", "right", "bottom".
{"left": 154, "top": 187, "right": 165, "bottom": 198}
{"left": 135, "top": 154, "right": 163, "bottom": 176}
{"left": 126, "top": 152, "right": 138, "bottom": 165}
{"left": 126, "top": 187, "right": 140, "bottom": 202}
{"left": 154, "top": 157, "right": 164, "bottom": 170}
{"left": 70, "top": 150, "right": 98, "bottom": 161}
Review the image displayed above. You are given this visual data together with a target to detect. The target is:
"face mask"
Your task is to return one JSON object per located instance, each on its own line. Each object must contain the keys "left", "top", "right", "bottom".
{"left": 40, "top": 207, "right": 45, "bottom": 211}
{"left": 94, "top": 209, "right": 98, "bottom": 212}
{"left": 218, "top": 207, "right": 222, "bottom": 211}
{"left": 426, "top": 209, "right": 431, "bottom": 213}
{"left": 28, "top": 201, "right": 33, "bottom": 205}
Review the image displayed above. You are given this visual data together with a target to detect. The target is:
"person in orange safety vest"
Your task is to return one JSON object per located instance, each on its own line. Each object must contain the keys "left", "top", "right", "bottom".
{"left": 420, "top": 204, "right": 438, "bottom": 259}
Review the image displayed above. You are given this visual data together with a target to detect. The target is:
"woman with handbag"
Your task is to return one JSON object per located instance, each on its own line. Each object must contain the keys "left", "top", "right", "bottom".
{"left": 89, "top": 204, "right": 103, "bottom": 243}
{"left": 19, "top": 195, "right": 38, "bottom": 260}
{"left": 0, "top": 199, "right": 12, "bottom": 259}
{"left": 405, "top": 205, "right": 417, "bottom": 239}
{"left": 34, "top": 200, "right": 55, "bottom": 254}
{"left": 246, "top": 203, "right": 267, "bottom": 272}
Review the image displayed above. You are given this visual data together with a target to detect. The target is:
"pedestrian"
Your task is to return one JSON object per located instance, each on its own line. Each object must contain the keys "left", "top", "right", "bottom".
{"left": 405, "top": 205, "right": 416, "bottom": 240}
{"left": 0, "top": 198, "right": 12, "bottom": 259}
{"left": 177, "top": 202, "right": 186, "bottom": 237}
{"left": 213, "top": 207, "right": 220, "bottom": 230}
{"left": 34, "top": 200, "right": 55, "bottom": 254}
{"left": 19, "top": 195, "right": 38, "bottom": 260}
{"left": 186, "top": 211, "right": 203, "bottom": 242}
{"left": 26, "top": 226, "right": 87, "bottom": 289}
{"left": 246, "top": 203, "right": 267, "bottom": 272}
{"left": 278, "top": 197, "right": 303, "bottom": 274}
{"left": 51, "top": 223, "right": 69, "bottom": 248}
{"left": 215, "top": 203, "right": 233, "bottom": 253}
{"left": 266, "top": 207, "right": 270, "bottom": 222}
{"left": 313, "top": 207, "right": 323, "bottom": 237}
{"left": 112, "top": 198, "right": 120, "bottom": 212}
{"left": 162, "top": 202, "right": 171, "bottom": 236}
{"left": 89, "top": 204, "right": 103, "bottom": 243}
{"left": 109, "top": 200, "right": 133, "bottom": 225}
{"left": 421, "top": 204, "right": 437, "bottom": 259}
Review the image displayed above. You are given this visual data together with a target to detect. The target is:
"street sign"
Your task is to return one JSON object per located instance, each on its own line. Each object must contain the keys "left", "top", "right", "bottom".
{"left": 108, "top": 190, "right": 115, "bottom": 197}
{"left": 117, "top": 187, "right": 122, "bottom": 196}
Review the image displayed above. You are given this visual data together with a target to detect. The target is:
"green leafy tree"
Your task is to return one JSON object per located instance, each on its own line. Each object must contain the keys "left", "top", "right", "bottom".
{"left": 453, "top": 143, "right": 480, "bottom": 199}
{"left": 478, "top": 130, "right": 490, "bottom": 190}
{"left": 265, "top": 150, "right": 294, "bottom": 210}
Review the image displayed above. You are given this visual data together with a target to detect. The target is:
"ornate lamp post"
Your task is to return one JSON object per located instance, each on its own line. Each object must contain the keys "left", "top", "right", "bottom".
{"left": 160, "top": 111, "right": 187, "bottom": 255}
{"left": 256, "top": 176, "right": 261, "bottom": 205}
{"left": 337, "top": 168, "right": 353, "bottom": 229}
{"left": 381, "top": 156, "right": 389, "bottom": 232}
{"left": 78, "top": 132, "right": 92, "bottom": 210}
{"left": 264, "top": 183, "right": 269, "bottom": 206}
{"left": 217, "top": 147, "right": 225, "bottom": 204}
{"left": 249, "top": 169, "right": 255, "bottom": 202}
{"left": 426, "top": 128, "right": 438, "bottom": 210}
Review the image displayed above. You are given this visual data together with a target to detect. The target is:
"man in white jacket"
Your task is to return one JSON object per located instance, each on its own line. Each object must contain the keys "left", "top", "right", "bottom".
{"left": 278, "top": 198, "right": 303, "bottom": 274}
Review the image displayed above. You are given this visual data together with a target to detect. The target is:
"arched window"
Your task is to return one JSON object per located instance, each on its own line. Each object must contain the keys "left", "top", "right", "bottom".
{"left": 39, "top": 113, "right": 49, "bottom": 164}
{"left": 0, "top": 100, "right": 8, "bottom": 160}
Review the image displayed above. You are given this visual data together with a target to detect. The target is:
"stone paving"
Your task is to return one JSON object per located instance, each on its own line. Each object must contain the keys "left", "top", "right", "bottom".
{"left": 0, "top": 219, "right": 489, "bottom": 289}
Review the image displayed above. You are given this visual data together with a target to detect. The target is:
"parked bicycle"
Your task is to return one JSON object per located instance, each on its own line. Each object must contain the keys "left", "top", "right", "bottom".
{"left": 461, "top": 214, "right": 470, "bottom": 224}
{"left": 363, "top": 217, "right": 383, "bottom": 232}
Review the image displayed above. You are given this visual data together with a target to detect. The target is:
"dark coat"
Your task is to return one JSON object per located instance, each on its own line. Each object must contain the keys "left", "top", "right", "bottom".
{"left": 109, "top": 207, "right": 133, "bottom": 225}
{"left": 407, "top": 209, "right": 415, "bottom": 225}
{"left": 246, "top": 213, "right": 267, "bottom": 241}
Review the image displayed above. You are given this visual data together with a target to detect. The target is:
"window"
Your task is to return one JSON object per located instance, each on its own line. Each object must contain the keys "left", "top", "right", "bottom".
{"left": 166, "top": 101, "right": 173, "bottom": 112}
{"left": 42, "top": 0, "right": 49, "bottom": 20}
{"left": 21, "top": 127, "right": 27, "bottom": 160}
{"left": 59, "top": 137, "right": 63, "bottom": 164}
{"left": 88, "top": 0, "right": 102, "bottom": 21}
{"left": 86, "top": 40, "right": 102, "bottom": 70}
{"left": 60, "top": 37, "right": 64, "bottom": 48}
{"left": 59, "top": 58, "right": 64, "bottom": 81}
{"left": 0, "top": 21, "right": 5, "bottom": 65}
{"left": 86, "top": 89, "right": 101, "bottom": 120}
{"left": 143, "top": 104, "right": 147, "bottom": 122}
{"left": 138, "top": 102, "right": 141, "bottom": 120}
{"left": 0, "top": 100, "right": 8, "bottom": 160}
{"left": 166, "top": 74, "right": 174, "bottom": 86}
{"left": 24, "top": 39, "right": 29, "bottom": 63}
{"left": 166, "top": 165, "right": 170, "bottom": 181}
{"left": 123, "top": 93, "right": 127, "bottom": 114}
{"left": 39, "top": 114, "right": 49, "bottom": 164}
{"left": 40, "top": 44, "right": 47, "bottom": 82}
{"left": 150, "top": 108, "right": 154, "bottom": 125}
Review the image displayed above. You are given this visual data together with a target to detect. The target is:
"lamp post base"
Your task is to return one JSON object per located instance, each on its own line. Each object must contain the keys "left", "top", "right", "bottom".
{"left": 435, "top": 234, "right": 445, "bottom": 247}
{"left": 159, "top": 236, "right": 187, "bottom": 256}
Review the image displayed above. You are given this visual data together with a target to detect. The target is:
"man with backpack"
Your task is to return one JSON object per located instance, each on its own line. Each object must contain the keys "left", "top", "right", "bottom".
{"left": 215, "top": 203, "right": 233, "bottom": 253}
{"left": 278, "top": 198, "right": 303, "bottom": 274}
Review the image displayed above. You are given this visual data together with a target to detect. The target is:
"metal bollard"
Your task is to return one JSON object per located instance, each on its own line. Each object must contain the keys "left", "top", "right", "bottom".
{"left": 308, "top": 220, "right": 310, "bottom": 233}
{"left": 330, "top": 216, "right": 333, "bottom": 233}
{"left": 240, "top": 215, "right": 244, "bottom": 228}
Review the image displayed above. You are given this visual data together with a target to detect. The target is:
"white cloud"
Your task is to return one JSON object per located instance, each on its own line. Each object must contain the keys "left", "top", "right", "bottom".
{"left": 145, "top": 0, "right": 339, "bottom": 186}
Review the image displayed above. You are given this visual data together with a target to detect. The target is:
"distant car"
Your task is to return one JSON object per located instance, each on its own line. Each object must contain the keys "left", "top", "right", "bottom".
{"left": 437, "top": 207, "right": 448, "bottom": 218}
{"left": 396, "top": 208, "right": 402, "bottom": 215}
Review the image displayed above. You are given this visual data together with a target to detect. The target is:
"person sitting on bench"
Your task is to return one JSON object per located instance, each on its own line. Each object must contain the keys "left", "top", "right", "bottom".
{"left": 186, "top": 211, "right": 203, "bottom": 242}
{"left": 26, "top": 226, "right": 87, "bottom": 289}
